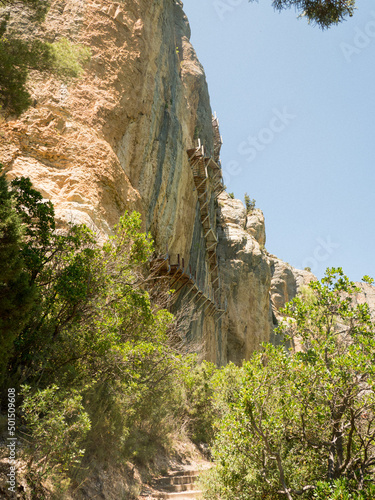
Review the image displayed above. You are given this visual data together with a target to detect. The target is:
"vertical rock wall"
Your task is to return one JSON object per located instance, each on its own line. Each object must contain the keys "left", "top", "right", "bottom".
{"left": 1, "top": 0, "right": 345, "bottom": 365}
{"left": 0, "top": 0, "right": 226, "bottom": 362}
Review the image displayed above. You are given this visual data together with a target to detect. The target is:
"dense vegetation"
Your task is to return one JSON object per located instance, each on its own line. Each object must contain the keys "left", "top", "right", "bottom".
{"left": 200, "top": 269, "right": 375, "bottom": 499}
{"left": 0, "top": 169, "right": 213, "bottom": 494}
{"left": 1, "top": 171, "right": 374, "bottom": 498}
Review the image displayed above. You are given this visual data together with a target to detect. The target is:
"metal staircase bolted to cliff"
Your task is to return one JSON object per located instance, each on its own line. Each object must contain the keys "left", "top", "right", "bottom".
{"left": 151, "top": 253, "right": 219, "bottom": 316}
{"left": 149, "top": 117, "right": 227, "bottom": 320}
{"left": 186, "top": 140, "right": 225, "bottom": 306}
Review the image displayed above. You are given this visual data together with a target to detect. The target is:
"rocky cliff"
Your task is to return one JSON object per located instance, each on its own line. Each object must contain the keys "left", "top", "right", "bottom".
{"left": 1, "top": 0, "right": 371, "bottom": 365}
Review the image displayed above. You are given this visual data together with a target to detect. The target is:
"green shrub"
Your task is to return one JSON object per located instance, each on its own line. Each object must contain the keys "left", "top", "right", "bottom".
{"left": 183, "top": 359, "right": 217, "bottom": 444}
{"left": 313, "top": 479, "right": 375, "bottom": 499}
{"left": 182, "top": 359, "right": 243, "bottom": 446}
{"left": 244, "top": 192, "right": 256, "bottom": 213}
{"left": 204, "top": 269, "right": 375, "bottom": 499}
{"left": 21, "top": 384, "right": 91, "bottom": 477}
{"left": 49, "top": 38, "right": 91, "bottom": 79}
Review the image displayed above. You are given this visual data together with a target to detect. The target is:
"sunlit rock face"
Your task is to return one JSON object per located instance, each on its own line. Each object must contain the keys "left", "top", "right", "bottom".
{"left": 353, "top": 282, "right": 375, "bottom": 321}
{"left": 217, "top": 193, "right": 272, "bottom": 363}
{"left": 2, "top": 1, "right": 373, "bottom": 365}
{"left": 0, "top": 0, "right": 222, "bottom": 361}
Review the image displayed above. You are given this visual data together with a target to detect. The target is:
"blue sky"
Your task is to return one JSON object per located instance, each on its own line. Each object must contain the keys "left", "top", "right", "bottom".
{"left": 183, "top": 0, "right": 375, "bottom": 282}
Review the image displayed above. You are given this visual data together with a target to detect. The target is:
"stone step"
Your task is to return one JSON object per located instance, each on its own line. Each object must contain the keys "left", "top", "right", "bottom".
{"left": 163, "top": 491, "right": 202, "bottom": 499}
{"left": 140, "top": 489, "right": 202, "bottom": 499}
{"left": 161, "top": 483, "right": 198, "bottom": 493}
{"left": 141, "top": 467, "right": 208, "bottom": 499}
{"left": 167, "top": 470, "right": 201, "bottom": 477}
{"left": 155, "top": 475, "right": 197, "bottom": 486}
{"left": 154, "top": 477, "right": 199, "bottom": 492}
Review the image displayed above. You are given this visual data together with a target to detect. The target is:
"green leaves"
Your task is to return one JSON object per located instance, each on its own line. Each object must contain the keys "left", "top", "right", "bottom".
{"left": 21, "top": 384, "right": 91, "bottom": 476}
{"left": 47, "top": 38, "right": 91, "bottom": 80}
{"left": 0, "top": 170, "right": 37, "bottom": 380}
{"left": 267, "top": 0, "right": 356, "bottom": 29}
{"left": 0, "top": 179, "right": 186, "bottom": 478}
{"left": 206, "top": 268, "right": 375, "bottom": 499}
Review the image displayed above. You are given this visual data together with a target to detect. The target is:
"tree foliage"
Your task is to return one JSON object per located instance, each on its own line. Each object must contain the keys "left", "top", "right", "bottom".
{"left": 256, "top": 0, "right": 356, "bottom": 29}
{"left": 0, "top": 174, "right": 193, "bottom": 485}
{"left": 204, "top": 268, "right": 375, "bottom": 499}
{"left": 244, "top": 192, "right": 256, "bottom": 213}
{"left": 0, "top": 169, "right": 36, "bottom": 380}
{"left": 21, "top": 384, "right": 91, "bottom": 477}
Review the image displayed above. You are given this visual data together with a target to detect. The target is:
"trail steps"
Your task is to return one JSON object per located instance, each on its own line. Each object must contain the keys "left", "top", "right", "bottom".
{"left": 141, "top": 468, "right": 204, "bottom": 499}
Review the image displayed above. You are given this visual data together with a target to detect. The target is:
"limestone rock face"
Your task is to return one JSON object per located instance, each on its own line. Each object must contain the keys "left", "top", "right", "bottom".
{"left": 246, "top": 209, "right": 266, "bottom": 247}
{"left": 2, "top": 1, "right": 373, "bottom": 366}
{"left": 1, "top": 0, "right": 213, "bottom": 246}
{"left": 268, "top": 256, "right": 316, "bottom": 320}
{"left": 353, "top": 282, "right": 375, "bottom": 321}
{"left": 0, "top": 0, "right": 222, "bottom": 360}
{"left": 217, "top": 193, "right": 272, "bottom": 363}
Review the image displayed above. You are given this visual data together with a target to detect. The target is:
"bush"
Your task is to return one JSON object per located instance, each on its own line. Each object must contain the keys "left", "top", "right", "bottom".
{"left": 244, "top": 192, "right": 256, "bottom": 213}
{"left": 21, "top": 384, "right": 91, "bottom": 477}
{"left": 49, "top": 38, "right": 91, "bottom": 79}
{"left": 204, "top": 269, "right": 375, "bottom": 499}
{"left": 313, "top": 479, "right": 375, "bottom": 500}
{"left": 182, "top": 359, "right": 243, "bottom": 446}
{"left": 183, "top": 359, "right": 217, "bottom": 444}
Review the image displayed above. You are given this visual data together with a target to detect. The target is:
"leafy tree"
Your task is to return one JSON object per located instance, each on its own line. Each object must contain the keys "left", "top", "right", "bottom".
{"left": 0, "top": 169, "right": 36, "bottom": 381}
{"left": 252, "top": 0, "right": 356, "bottom": 29}
{"left": 21, "top": 384, "right": 91, "bottom": 477}
{"left": 0, "top": 176, "right": 189, "bottom": 479}
{"left": 205, "top": 268, "right": 375, "bottom": 499}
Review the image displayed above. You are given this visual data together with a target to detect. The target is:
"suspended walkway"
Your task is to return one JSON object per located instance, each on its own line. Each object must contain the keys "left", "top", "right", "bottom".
{"left": 151, "top": 253, "right": 225, "bottom": 319}
{"left": 186, "top": 138, "right": 225, "bottom": 304}
{"left": 150, "top": 116, "right": 227, "bottom": 321}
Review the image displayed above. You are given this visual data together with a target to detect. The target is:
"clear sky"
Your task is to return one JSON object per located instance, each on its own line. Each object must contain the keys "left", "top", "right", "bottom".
{"left": 183, "top": 0, "right": 375, "bottom": 282}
